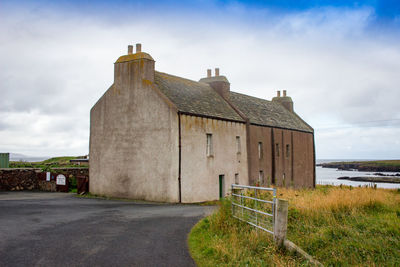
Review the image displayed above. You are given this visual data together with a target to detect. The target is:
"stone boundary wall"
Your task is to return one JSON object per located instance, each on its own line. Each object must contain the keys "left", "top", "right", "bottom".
{"left": 0, "top": 168, "right": 89, "bottom": 192}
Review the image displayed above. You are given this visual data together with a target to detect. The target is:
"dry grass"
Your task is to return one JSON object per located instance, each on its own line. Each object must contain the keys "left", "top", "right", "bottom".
{"left": 189, "top": 199, "right": 308, "bottom": 267}
{"left": 276, "top": 185, "right": 400, "bottom": 214}
{"left": 189, "top": 186, "right": 400, "bottom": 266}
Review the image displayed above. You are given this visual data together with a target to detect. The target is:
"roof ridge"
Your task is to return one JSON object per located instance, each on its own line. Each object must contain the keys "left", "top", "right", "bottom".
{"left": 230, "top": 91, "right": 272, "bottom": 103}
{"left": 155, "top": 71, "right": 206, "bottom": 86}
{"left": 154, "top": 71, "right": 245, "bottom": 123}
{"left": 229, "top": 91, "right": 313, "bottom": 133}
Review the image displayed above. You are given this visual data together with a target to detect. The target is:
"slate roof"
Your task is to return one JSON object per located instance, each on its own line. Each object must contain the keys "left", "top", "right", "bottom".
{"left": 154, "top": 71, "right": 313, "bottom": 133}
{"left": 154, "top": 71, "right": 244, "bottom": 122}
{"left": 229, "top": 92, "right": 313, "bottom": 132}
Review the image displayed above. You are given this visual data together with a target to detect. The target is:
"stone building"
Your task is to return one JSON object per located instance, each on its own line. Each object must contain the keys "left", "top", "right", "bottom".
{"left": 89, "top": 44, "right": 315, "bottom": 203}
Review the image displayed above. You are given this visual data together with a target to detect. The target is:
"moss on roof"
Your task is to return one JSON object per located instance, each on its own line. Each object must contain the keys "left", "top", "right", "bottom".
{"left": 154, "top": 71, "right": 244, "bottom": 122}
{"left": 115, "top": 52, "right": 154, "bottom": 63}
{"left": 229, "top": 92, "right": 313, "bottom": 132}
{"left": 154, "top": 71, "right": 312, "bottom": 132}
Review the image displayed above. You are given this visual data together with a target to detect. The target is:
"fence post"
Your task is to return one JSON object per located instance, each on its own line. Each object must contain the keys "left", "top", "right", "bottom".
{"left": 273, "top": 198, "right": 288, "bottom": 247}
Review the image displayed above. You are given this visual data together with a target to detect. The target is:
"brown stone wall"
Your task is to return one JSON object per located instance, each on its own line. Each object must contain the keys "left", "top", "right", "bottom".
{"left": 248, "top": 125, "right": 314, "bottom": 188}
{"left": 283, "top": 130, "right": 293, "bottom": 186}
{"left": 0, "top": 168, "right": 89, "bottom": 192}
{"left": 248, "top": 125, "right": 272, "bottom": 186}
{"left": 0, "top": 169, "right": 40, "bottom": 191}
{"left": 292, "top": 131, "right": 315, "bottom": 188}
{"left": 273, "top": 128, "right": 284, "bottom": 186}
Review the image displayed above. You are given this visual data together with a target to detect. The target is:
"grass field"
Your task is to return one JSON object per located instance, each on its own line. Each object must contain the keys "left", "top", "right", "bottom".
{"left": 189, "top": 185, "right": 400, "bottom": 266}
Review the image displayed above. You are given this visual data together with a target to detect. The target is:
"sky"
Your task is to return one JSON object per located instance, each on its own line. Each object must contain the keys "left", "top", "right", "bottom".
{"left": 1, "top": 0, "right": 400, "bottom": 159}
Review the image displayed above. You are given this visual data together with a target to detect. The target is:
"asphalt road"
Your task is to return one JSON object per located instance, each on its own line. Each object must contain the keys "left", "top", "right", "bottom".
{"left": 0, "top": 192, "right": 214, "bottom": 267}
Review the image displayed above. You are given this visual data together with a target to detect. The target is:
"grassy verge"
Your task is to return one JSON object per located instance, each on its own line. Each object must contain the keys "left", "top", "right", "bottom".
{"left": 189, "top": 199, "right": 308, "bottom": 266}
{"left": 189, "top": 186, "right": 400, "bottom": 266}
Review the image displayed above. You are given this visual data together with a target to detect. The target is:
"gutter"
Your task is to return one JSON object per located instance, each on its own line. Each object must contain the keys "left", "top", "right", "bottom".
{"left": 215, "top": 96, "right": 252, "bottom": 184}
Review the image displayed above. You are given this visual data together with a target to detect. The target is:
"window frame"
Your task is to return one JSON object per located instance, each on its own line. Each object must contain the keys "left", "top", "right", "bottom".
{"left": 206, "top": 133, "right": 213, "bottom": 157}
{"left": 259, "top": 170, "right": 264, "bottom": 185}
{"left": 236, "top": 136, "right": 241, "bottom": 154}
{"left": 286, "top": 144, "right": 290, "bottom": 158}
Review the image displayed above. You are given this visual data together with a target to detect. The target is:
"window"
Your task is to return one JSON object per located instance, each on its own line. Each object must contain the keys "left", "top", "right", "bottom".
{"left": 275, "top": 143, "right": 279, "bottom": 157}
{"left": 259, "top": 171, "right": 264, "bottom": 185}
{"left": 286, "top": 144, "right": 290, "bottom": 158}
{"left": 258, "top": 142, "right": 263, "bottom": 159}
{"left": 235, "top": 173, "right": 239, "bottom": 184}
{"left": 236, "top": 136, "right": 241, "bottom": 154}
{"left": 206, "top": 133, "right": 213, "bottom": 156}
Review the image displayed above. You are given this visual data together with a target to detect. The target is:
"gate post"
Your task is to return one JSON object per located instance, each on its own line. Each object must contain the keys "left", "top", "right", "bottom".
{"left": 274, "top": 198, "right": 288, "bottom": 247}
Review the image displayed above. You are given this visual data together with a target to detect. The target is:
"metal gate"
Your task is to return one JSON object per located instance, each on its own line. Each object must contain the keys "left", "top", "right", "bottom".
{"left": 231, "top": 184, "right": 276, "bottom": 234}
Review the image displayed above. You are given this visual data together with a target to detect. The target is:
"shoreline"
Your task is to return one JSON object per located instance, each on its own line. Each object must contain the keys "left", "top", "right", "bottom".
{"left": 337, "top": 176, "right": 400, "bottom": 184}
{"left": 317, "top": 160, "right": 400, "bottom": 172}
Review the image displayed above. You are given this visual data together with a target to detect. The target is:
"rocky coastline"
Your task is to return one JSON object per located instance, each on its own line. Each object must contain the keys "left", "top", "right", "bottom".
{"left": 317, "top": 161, "right": 400, "bottom": 172}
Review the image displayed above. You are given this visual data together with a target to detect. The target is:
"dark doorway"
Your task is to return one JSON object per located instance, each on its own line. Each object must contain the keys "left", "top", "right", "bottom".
{"left": 219, "top": 175, "right": 225, "bottom": 198}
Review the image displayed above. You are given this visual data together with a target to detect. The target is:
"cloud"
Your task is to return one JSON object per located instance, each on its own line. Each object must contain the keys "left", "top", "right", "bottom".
{"left": 0, "top": 2, "right": 399, "bottom": 158}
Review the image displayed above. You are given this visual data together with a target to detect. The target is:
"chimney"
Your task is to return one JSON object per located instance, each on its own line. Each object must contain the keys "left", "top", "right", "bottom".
{"left": 199, "top": 67, "right": 230, "bottom": 100}
{"left": 114, "top": 43, "right": 155, "bottom": 85}
{"left": 272, "top": 90, "right": 294, "bottom": 112}
{"left": 136, "top": 43, "right": 142, "bottom": 53}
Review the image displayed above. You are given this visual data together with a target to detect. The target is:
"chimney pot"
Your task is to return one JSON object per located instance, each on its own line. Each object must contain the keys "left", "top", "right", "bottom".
{"left": 215, "top": 68, "right": 220, "bottom": 76}
{"left": 128, "top": 45, "right": 133, "bottom": 55}
{"left": 277, "top": 90, "right": 281, "bottom": 97}
{"left": 283, "top": 90, "right": 287, "bottom": 97}
{"left": 207, "top": 69, "right": 211, "bottom": 78}
{"left": 136, "top": 43, "right": 142, "bottom": 53}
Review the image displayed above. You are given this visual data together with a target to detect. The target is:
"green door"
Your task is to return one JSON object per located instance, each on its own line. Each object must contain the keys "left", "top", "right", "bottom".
{"left": 219, "top": 175, "right": 225, "bottom": 199}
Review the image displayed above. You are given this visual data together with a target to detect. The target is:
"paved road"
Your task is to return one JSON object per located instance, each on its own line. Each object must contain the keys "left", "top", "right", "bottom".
{"left": 0, "top": 192, "right": 214, "bottom": 267}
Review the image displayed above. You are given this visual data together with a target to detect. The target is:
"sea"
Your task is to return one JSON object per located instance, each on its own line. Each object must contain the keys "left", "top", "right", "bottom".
{"left": 316, "top": 159, "right": 400, "bottom": 189}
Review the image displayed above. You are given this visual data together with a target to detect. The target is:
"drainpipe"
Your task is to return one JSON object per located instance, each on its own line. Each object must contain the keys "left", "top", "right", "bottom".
{"left": 312, "top": 132, "right": 316, "bottom": 188}
{"left": 271, "top": 128, "right": 275, "bottom": 185}
{"left": 245, "top": 120, "right": 252, "bottom": 185}
{"left": 178, "top": 112, "right": 182, "bottom": 203}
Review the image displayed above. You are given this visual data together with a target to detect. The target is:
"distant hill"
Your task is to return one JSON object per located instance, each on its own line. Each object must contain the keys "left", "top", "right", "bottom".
{"left": 317, "top": 160, "right": 400, "bottom": 172}
{"left": 9, "top": 153, "right": 49, "bottom": 162}
{"left": 9, "top": 155, "right": 88, "bottom": 168}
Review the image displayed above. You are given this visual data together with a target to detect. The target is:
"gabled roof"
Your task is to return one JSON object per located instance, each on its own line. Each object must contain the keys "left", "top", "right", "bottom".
{"left": 154, "top": 71, "right": 244, "bottom": 122}
{"left": 229, "top": 92, "right": 313, "bottom": 133}
{"left": 154, "top": 71, "right": 313, "bottom": 133}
